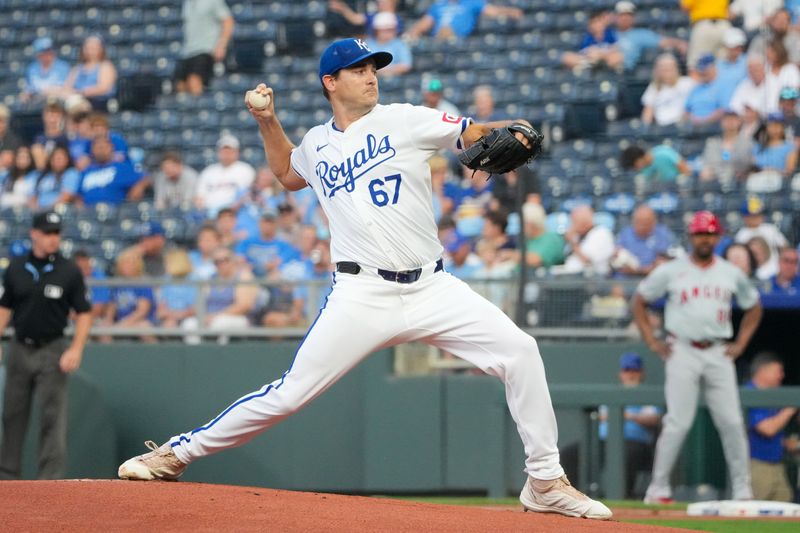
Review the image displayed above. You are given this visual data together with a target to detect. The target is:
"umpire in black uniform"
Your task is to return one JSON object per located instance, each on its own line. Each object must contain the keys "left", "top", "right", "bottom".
{"left": 0, "top": 211, "right": 92, "bottom": 479}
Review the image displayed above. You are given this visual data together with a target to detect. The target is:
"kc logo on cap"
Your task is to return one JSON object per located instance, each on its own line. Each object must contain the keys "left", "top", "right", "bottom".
{"left": 318, "top": 38, "right": 393, "bottom": 82}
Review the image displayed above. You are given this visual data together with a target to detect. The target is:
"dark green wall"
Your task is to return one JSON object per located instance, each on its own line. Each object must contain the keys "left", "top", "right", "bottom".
{"left": 8, "top": 340, "right": 722, "bottom": 495}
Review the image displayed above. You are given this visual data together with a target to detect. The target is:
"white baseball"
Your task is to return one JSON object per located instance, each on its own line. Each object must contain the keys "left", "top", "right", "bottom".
{"left": 248, "top": 90, "right": 270, "bottom": 109}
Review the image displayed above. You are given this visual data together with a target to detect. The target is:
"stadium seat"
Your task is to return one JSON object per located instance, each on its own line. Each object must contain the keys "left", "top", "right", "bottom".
{"left": 545, "top": 212, "right": 570, "bottom": 234}
{"left": 602, "top": 193, "right": 637, "bottom": 214}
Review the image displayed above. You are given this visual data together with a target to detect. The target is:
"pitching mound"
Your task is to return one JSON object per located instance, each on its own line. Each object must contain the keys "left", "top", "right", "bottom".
{"left": 0, "top": 480, "right": 684, "bottom": 532}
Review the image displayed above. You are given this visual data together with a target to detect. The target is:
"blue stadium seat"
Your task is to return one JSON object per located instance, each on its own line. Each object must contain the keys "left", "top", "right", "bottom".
{"left": 602, "top": 193, "right": 637, "bottom": 214}
{"left": 560, "top": 195, "right": 594, "bottom": 213}
{"left": 646, "top": 192, "right": 681, "bottom": 214}
{"left": 593, "top": 211, "right": 615, "bottom": 232}
{"left": 545, "top": 212, "right": 570, "bottom": 234}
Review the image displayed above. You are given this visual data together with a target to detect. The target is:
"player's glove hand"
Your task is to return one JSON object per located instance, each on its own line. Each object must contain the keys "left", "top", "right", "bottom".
{"left": 458, "top": 122, "right": 544, "bottom": 176}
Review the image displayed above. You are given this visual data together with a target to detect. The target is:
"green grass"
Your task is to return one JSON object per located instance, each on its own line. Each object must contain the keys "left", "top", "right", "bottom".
{"left": 395, "top": 496, "right": 685, "bottom": 511}
{"left": 625, "top": 519, "right": 799, "bottom": 532}
{"left": 394, "top": 497, "right": 799, "bottom": 532}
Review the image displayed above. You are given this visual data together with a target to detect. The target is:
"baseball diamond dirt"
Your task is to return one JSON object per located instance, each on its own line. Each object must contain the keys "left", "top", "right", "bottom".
{"left": 0, "top": 480, "right": 685, "bottom": 532}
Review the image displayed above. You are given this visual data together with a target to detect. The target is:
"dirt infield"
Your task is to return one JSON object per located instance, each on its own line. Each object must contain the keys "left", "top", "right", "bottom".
{"left": 0, "top": 480, "right": 687, "bottom": 532}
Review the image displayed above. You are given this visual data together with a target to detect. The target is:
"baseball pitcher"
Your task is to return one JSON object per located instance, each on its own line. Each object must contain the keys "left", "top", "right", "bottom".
{"left": 118, "top": 39, "right": 610, "bottom": 519}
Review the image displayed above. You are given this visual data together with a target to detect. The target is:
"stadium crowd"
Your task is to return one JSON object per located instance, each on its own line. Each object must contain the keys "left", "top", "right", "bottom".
{"left": 0, "top": 0, "right": 798, "bottom": 338}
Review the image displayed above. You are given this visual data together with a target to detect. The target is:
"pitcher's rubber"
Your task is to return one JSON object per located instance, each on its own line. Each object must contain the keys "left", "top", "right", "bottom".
{"left": 0, "top": 480, "right": 688, "bottom": 532}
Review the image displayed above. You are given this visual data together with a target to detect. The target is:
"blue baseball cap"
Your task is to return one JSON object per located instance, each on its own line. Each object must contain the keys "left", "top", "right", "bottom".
{"left": 766, "top": 111, "right": 785, "bottom": 123}
{"left": 695, "top": 53, "right": 716, "bottom": 72}
{"left": 741, "top": 196, "right": 764, "bottom": 216}
{"left": 619, "top": 352, "right": 643, "bottom": 371}
{"left": 33, "top": 37, "right": 54, "bottom": 54}
{"left": 318, "top": 38, "right": 392, "bottom": 83}
{"left": 445, "top": 233, "right": 470, "bottom": 254}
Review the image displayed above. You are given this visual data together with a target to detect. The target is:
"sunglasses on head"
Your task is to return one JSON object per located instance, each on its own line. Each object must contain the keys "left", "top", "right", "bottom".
{"left": 214, "top": 256, "right": 232, "bottom": 265}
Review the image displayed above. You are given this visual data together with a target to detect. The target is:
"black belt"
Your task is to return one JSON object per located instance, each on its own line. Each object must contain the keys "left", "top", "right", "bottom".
{"left": 16, "top": 335, "right": 63, "bottom": 348}
{"left": 336, "top": 259, "right": 444, "bottom": 284}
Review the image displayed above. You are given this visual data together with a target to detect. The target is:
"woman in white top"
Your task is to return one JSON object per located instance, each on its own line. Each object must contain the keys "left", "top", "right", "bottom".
{"left": 641, "top": 54, "right": 695, "bottom": 126}
{"left": 766, "top": 39, "right": 800, "bottom": 108}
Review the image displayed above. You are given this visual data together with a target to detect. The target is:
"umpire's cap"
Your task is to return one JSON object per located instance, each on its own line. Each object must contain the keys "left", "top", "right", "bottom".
{"left": 32, "top": 210, "right": 62, "bottom": 232}
{"left": 319, "top": 38, "right": 392, "bottom": 83}
{"left": 687, "top": 211, "right": 722, "bottom": 235}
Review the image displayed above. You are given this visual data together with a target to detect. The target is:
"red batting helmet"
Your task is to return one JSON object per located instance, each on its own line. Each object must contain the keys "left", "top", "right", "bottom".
{"left": 688, "top": 211, "right": 723, "bottom": 235}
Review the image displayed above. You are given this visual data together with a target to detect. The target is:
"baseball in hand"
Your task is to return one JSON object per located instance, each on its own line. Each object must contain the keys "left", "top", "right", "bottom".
{"left": 248, "top": 90, "right": 270, "bottom": 109}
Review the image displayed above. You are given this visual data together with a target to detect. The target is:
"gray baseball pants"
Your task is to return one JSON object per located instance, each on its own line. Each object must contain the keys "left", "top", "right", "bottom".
{"left": 645, "top": 340, "right": 752, "bottom": 500}
{"left": 0, "top": 338, "right": 69, "bottom": 480}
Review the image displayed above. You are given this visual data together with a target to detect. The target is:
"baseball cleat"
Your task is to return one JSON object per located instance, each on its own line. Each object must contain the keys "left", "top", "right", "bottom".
{"left": 520, "top": 475, "right": 613, "bottom": 520}
{"left": 118, "top": 440, "right": 187, "bottom": 481}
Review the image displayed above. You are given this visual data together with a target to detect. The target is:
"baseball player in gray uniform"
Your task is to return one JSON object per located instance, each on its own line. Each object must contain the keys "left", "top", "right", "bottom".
{"left": 118, "top": 39, "right": 611, "bottom": 520}
{"left": 632, "top": 211, "right": 763, "bottom": 503}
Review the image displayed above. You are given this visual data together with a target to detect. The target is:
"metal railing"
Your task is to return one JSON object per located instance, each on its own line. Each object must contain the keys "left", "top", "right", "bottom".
{"left": 74, "top": 275, "right": 647, "bottom": 340}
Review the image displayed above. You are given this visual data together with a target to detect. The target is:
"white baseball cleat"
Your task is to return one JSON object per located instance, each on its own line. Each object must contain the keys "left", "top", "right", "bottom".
{"left": 118, "top": 440, "right": 187, "bottom": 481}
{"left": 520, "top": 475, "right": 613, "bottom": 520}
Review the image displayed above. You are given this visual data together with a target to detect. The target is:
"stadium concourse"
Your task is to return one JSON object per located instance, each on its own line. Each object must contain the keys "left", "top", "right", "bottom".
{"left": 0, "top": 0, "right": 800, "bottom": 340}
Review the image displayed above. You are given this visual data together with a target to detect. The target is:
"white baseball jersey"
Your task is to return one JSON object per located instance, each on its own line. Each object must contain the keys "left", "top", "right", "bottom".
{"left": 196, "top": 160, "right": 256, "bottom": 214}
{"left": 290, "top": 103, "right": 470, "bottom": 271}
{"left": 162, "top": 103, "right": 567, "bottom": 484}
{"left": 637, "top": 256, "right": 759, "bottom": 340}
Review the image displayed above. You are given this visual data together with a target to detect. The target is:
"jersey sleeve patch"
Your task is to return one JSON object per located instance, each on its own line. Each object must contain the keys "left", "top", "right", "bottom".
{"left": 441, "top": 112, "right": 462, "bottom": 124}
{"left": 404, "top": 105, "right": 469, "bottom": 152}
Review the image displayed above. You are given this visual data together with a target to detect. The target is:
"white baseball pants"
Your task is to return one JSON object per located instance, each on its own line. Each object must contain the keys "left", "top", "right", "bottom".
{"left": 169, "top": 264, "right": 564, "bottom": 480}
{"left": 645, "top": 339, "right": 752, "bottom": 500}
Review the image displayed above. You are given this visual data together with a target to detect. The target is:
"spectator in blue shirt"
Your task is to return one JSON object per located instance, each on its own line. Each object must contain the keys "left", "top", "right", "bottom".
{"left": 561, "top": 10, "right": 623, "bottom": 73}
{"left": 563, "top": 352, "right": 662, "bottom": 499}
{"left": 189, "top": 224, "right": 222, "bottom": 281}
{"left": 103, "top": 247, "right": 157, "bottom": 343}
{"left": 63, "top": 35, "right": 117, "bottom": 111}
{"left": 747, "top": 353, "right": 798, "bottom": 502}
{"left": 74, "top": 248, "right": 111, "bottom": 321}
{"left": 366, "top": 12, "right": 412, "bottom": 77}
{"left": 67, "top": 112, "right": 129, "bottom": 165}
{"left": 753, "top": 113, "right": 798, "bottom": 176}
{"left": 78, "top": 136, "right": 146, "bottom": 206}
{"left": 768, "top": 248, "right": 800, "bottom": 295}
{"left": 157, "top": 248, "right": 198, "bottom": 330}
{"left": 21, "top": 37, "right": 70, "bottom": 103}
{"left": 235, "top": 212, "right": 301, "bottom": 278}
{"left": 405, "top": 0, "right": 523, "bottom": 41}
{"left": 614, "top": 1, "right": 687, "bottom": 71}
{"left": 31, "top": 98, "right": 68, "bottom": 171}
{"left": 30, "top": 145, "right": 81, "bottom": 209}
{"left": 444, "top": 233, "right": 483, "bottom": 279}
{"left": 684, "top": 54, "right": 727, "bottom": 125}
{"left": 620, "top": 144, "right": 691, "bottom": 182}
{"left": 716, "top": 28, "right": 748, "bottom": 108}
{"left": 612, "top": 205, "right": 675, "bottom": 277}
